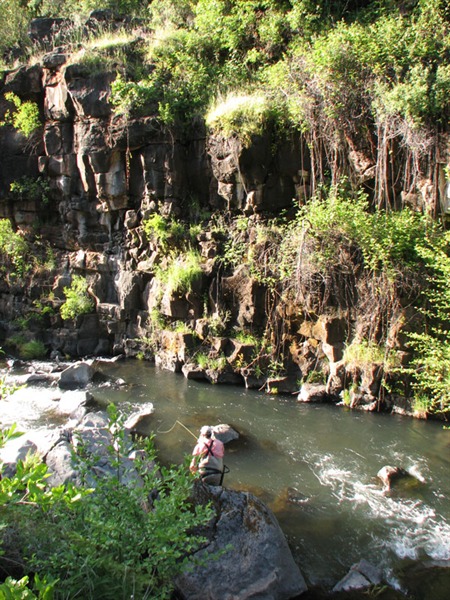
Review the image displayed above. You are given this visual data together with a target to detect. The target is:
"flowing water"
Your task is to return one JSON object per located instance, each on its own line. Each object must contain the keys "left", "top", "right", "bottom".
{"left": 2, "top": 359, "right": 450, "bottom": 595}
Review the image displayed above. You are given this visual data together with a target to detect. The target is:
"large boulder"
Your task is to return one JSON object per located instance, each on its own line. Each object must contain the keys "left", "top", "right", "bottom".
{"left": 124, "top": 404, "right": 155, "bottom": 436}
{"left": 175, "top": 485, "right": 307, "bottom": 600}
{"left": 297, "top": 383, "right": 330, "bottom": 403}
{"left": 59, "top": 361, "right": 94, "bottom": 389}
{"left": 211, "top": 424, "right": 239, "bottom": 444}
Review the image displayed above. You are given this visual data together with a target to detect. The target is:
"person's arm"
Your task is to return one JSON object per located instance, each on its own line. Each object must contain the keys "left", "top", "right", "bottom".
{"left": 190, "top": 442, "right": 202, "bottom": 472}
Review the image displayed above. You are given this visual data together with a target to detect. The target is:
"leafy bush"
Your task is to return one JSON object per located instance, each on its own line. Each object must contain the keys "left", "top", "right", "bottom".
{"left": 1, "top": 93, "right": 41, "bottom": 137}
{"left": 0, "top": 0, "right": 30, "bottom": 63}
{"left": 10, "top": 176, "right": 50, "bottom": 204}
{"left": 405, "top": 230, "right": 450, "bottom": 414}
{"left": 60, "top": 275, "right": 95, "bottom": 320}
{"left": 142, "top": 214, "right": 188, "bottom": 250}
{"left": 293, "top": 187, "right": 430, "bottom": 276}
{"left": 6, "top": 335, "right": 47, "bottom": 360}
{"left": 0, "top": 575, "right": 55, "bottom": 599}
{"left": 343, "top": 339, "right": 400, "bottom": 369}
{"left": 0, "top": 219, "right": 29, "bottom": 278}
{"left": 0, "top": 406, "right": 214, "bottom": 600}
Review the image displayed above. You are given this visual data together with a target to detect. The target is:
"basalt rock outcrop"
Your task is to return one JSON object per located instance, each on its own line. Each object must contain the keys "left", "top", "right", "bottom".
{"left": 1, "top": 17, "right": 449, "bottom": 418}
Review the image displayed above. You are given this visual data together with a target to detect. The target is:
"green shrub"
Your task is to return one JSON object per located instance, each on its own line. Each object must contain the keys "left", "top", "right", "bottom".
{"left": 0, "top": 219, "right": 29, "bottom": 278}
{"left": 194, "top": 351, "right": 209, "bottom": 369}
{"left": 157, "top": 250, "right": 203, "bottom": 296}
{"left": 293, "top": 187, "right": 430, "bottom": 276}
{"left": 1, "top": 93, "right": 41, "bottom": 137}
{"left": 19, "top": 340, "right": 47, "bottom": 360}
{"left": 0, "top": 406, "right": 214, "bottom": 600}
{"left": 142, "top": 214, "right": 187, "bottom": 250}
{"left": 0, "top": 0, "right": 30, "bottom": 63}
{"left": 405, "top": 230, "right": 450, "bottom": 415}
{"left": 4, "top": 335, "right": 47, "bottom": 361}
{"left": 60, "top": 275, "right": 95, "bottom": 320}
{"left": 10, "top": 176, "right": 50, "bottom": 204}
{"left": 343, "top": 339, "right": 400, "bottom": 369}
{"left": 206, "top": 93, "right": 273, "bottom": 146}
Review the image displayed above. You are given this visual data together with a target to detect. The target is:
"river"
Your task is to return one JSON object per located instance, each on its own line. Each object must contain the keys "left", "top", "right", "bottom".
{"left": 2, "top": 358, "right": 450, "bottom": 597}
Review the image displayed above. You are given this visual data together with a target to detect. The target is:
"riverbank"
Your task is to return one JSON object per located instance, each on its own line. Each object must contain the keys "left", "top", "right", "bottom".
{"left": 1, "top": 357, "right": 449, "bottom": 599}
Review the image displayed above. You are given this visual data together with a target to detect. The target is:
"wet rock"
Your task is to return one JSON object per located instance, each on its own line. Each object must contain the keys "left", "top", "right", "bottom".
{"left": 124, "top": 404, "right": 155, "bottom": 436}
{"left": 297, "top": 383, "right": 330, "bottom": 403}
{"left": 332, "top": 559, "right": 383, "bottom": 592}
{"left": 377, "top": 465, "right": 411, "bottom": 491}
{"left": 175, "top": 484, "right": 308, "bottom": 600}
{"left": 57, "top": 390, "right": 96, "bottom": 419}
{"left": 205, "top": 368, "right": 244, "bottom": 385}
{"left": 59, "top": 361, "right": 94, "bottom": 389}
{"left": 399, "top": 560, "right": 450, "bottom": 600}
{"left": 243, "top": 371, "right": 266, "bottom": 390}
{"left": 211, "top": 424, "right": 239, "bottom": 444}
{"left": 181, "top": 363, "right": 207, "bottom": 381}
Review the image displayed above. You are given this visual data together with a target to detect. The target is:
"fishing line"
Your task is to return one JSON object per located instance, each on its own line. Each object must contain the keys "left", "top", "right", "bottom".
{"left": 157, "top": 419, "right": 198, "bottom": 440}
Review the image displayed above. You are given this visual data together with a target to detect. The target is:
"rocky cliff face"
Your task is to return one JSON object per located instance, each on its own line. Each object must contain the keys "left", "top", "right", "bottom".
{"left": 0, "top": 18, "right": 448, "bottom": 417}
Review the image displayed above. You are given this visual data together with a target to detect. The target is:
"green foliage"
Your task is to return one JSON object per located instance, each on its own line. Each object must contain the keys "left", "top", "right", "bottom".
{"left": 206, "top": 93, "right": 275, "bottom": 146}
{"left": 1, "top": 404, "right": 214, "bottom": 600}
{"left": 157, "top": 250, "right": 203, "bottom": 296}
{"left": 201, "top": 353, "right": 227, "bottom": 372}
{"left": 294, "top": 187, "right": 430, "bottom": 276}
{"left": 36, "top": 0, "right": 146, "bottom": 18}
{"left": 194, "top": 351, "right": 209, "bottom": 369}
{"left": 10, "top": 177, "right": 50, "bottom": 205}
{"left": 405, "top": 230, "right": 450, "bottom": 415}
{"left": 60, "top": 275, "right": 95, "bottom": 320}
{"left": 6, "top": 333, "right": 48, "bottom": 359}
{"left": 142, "top": 213, "right": 187, "bottom": 250}
{"left": 0, "top": 0, "right": 30, "bottom": 63}
{"left": 233, "top": 329, "right": 261, "bottom": 346}
{"left": 0, "top": 575, "right": 56, "bottom": 599}
{"left": 18, "top": 339, "right": 47, "bottom": 360}
{"left": 343, "top": 339, "right": 400, "bottom": 369}
{"left": 0, "top": 219, "right": 29, "bottom": 278}
{"left": 1, "top": 93, "right": 41, "bottom": 137}
{"left": 0, "top": 375, "right": 23, "bottom": 401}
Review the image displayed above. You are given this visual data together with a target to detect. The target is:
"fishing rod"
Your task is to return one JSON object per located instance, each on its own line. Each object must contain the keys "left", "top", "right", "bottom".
{"left": 157, "top": 419, "right": 198, "bottom": 440}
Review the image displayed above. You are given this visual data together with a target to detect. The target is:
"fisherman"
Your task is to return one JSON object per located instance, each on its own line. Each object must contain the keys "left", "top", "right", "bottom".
{"left": 190, "top": 425, "right": 225, "bottom": 485}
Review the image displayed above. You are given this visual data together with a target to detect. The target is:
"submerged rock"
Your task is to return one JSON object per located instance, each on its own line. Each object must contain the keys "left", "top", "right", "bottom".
{"left": 377, "top": 465, "right": 420, "bottom": 492}
{"left": 332, "top": 559, "right": 383, "bottom": 593}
